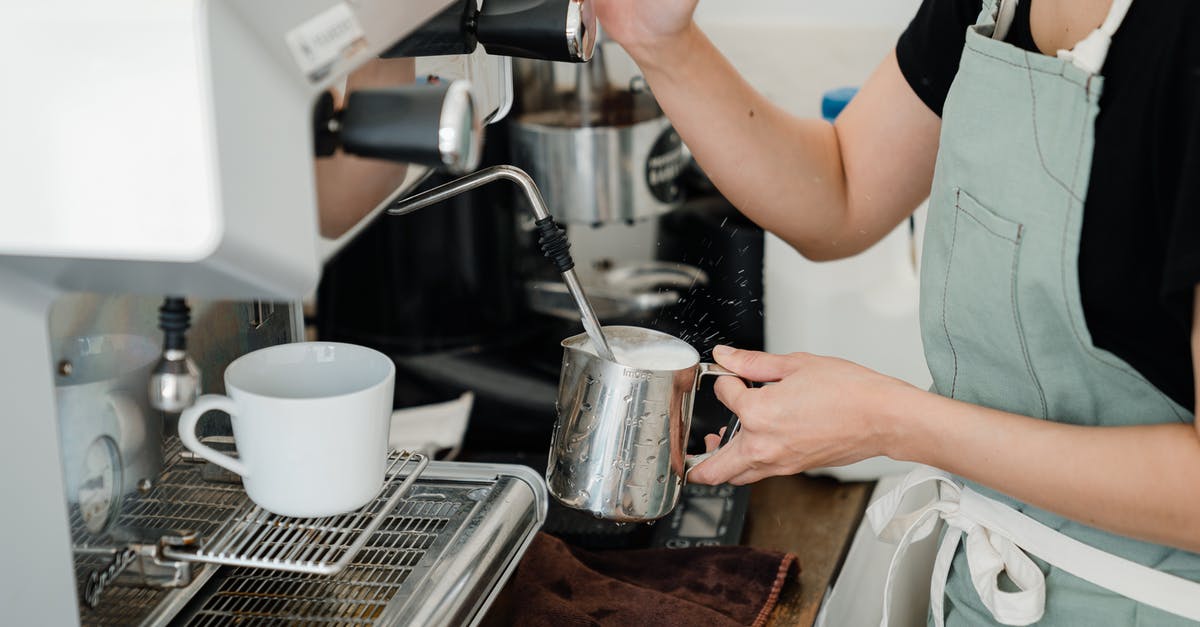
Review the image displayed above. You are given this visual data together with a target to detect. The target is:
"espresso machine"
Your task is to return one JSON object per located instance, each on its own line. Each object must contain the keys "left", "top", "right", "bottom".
{"left": 317, "top": 26, "right": 765, "bottom": 448}
{"left": 0, "top": 1, "right": 599, "bottom": 624}
{"left": 316, "top": 29, "right": 764, "bottom": 549}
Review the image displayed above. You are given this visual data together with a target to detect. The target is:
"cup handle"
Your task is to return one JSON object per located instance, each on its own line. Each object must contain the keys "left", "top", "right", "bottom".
{"left": 685, "top": 363, "right": 747, "bottom": 475}
{"left": 178, "top": 395, "right": 249, "bottom": 478}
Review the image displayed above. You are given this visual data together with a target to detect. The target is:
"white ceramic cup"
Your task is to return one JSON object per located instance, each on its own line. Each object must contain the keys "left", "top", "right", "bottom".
{"left": 178, "top": 342, "right": 395, "bottom": 518}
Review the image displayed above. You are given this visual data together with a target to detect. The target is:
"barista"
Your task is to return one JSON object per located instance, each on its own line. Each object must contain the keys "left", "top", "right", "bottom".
{"left": 596, "top": 0, "right": 1200, "bottom": 623}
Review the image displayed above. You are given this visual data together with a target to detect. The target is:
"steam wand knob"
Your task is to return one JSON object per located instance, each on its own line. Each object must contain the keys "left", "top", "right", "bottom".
{"left": 383, "top": 0, "right": 596, "bottom": 63}
{"left": 313, "top": 81, "right": 483, "bottom": 175}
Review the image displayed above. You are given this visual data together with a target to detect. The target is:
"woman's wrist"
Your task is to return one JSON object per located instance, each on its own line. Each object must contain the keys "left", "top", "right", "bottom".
{"left": 623, "top": 20, "right": 705, "bottom": 78}
{"left": 870, "top": 381, "right": 940, "bottom": 464}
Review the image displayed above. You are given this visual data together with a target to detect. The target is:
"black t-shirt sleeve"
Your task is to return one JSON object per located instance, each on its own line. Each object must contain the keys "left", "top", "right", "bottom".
{"left": 1161, "top": 49, "right": 1200, "bottom": 327}
{"left": 896, "top": 0, "right": 984, "bottom": 117}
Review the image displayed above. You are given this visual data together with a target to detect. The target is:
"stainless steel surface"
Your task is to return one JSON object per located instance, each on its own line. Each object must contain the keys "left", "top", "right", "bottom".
{"left": 526, "top": 261, "right": 708, "bottom": 321}
{"left": 547, "top": 326, "right": 743, "bottom": 522}
{"left": 148, "top": 349, "right": 201, "bottom": 413}
{"left": 388, "top": 164, "right": 551, "bottom": 221}
{"left": 388, "top": 165, "right": 616, "bottom": 361}
{"left": 82, "top": 541, "right": 199, "bottom": 608}
{"left": 438, "top": 80, "right": 484, "bottom": 173}
{"left": 510, "top": 115, "right": 684, "bottom": 225}
{"left": 565, "top": 0, "right": 598, "bottom": 62}
{"left": 73, "top": 439, "right": 247, "bottom": 626}
{"left": 73, "top": 439, "right": 545, "bottom": 627}
{"left": 56, "top": 333, "right": 165, "bottom": 534}
{"left": 172, "top": 462, "right": 547, "bottom": 627}
{"left": 163, "top": 451, "right": 429, "bottom": 576}
{"left": 562, "top": 270, "right": 615, "bottom": 362}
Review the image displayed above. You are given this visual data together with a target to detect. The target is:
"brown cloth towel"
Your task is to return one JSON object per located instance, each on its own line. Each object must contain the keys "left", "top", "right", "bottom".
{"left": 510, "top": 533, "right": 799, "bottom": 627}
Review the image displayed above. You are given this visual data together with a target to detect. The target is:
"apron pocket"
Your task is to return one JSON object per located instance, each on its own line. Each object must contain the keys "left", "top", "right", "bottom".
{"left": 938, "top": 189, "right": 1045, "bottom": 416}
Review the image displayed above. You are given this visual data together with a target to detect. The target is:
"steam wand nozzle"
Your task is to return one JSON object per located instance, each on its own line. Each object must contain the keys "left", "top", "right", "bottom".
{"left": 389, "top": 166, "right": 617, "bottom": 362}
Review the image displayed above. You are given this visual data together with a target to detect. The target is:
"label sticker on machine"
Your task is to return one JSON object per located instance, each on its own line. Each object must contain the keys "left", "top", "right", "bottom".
{"left": 645, "top": 127, "right": 686, "bottom": 204}
{"left": 285, "top": 3, "right": 367, "bottom": 83}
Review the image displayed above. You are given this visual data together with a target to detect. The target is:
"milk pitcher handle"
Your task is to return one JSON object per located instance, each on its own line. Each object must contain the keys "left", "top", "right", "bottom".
{"left": 684, "top": 363, "right": 746, "bottom": 475}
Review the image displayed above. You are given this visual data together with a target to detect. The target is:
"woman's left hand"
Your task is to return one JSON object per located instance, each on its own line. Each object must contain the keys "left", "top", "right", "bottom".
{"left": 687, "top": 345, "right": 915, "bottom": 485}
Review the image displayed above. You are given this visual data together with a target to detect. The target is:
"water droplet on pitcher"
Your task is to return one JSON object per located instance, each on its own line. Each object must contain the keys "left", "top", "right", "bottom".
{"left": 582, "top": 402, "right": 593, "bottom": 411}
{"left": 585, "top": 374, "right": 596, "bottom": 384}
{"left": 657, "top": 475, "right": 667, "bottom": 484}
{"left": 593, "top": 511, "right": 604, "bottom": 520}
{"left": 623, "top": 393, "right": 633, "bottom": 402}
{"left": 647, "top": 456, "right": 657, "bottom": 462}
{"left": 657, "top": 437, "right": 668, "bottom": 446}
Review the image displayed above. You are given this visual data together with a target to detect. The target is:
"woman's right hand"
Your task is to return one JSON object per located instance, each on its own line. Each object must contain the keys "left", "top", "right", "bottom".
{"left": 593, "top": 0, "right": 699, "bottom": 62}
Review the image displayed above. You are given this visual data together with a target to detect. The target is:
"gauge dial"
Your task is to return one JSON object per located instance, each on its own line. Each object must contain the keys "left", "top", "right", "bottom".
{"left": 78, "top": 436, "right": 122, "bottom": 534}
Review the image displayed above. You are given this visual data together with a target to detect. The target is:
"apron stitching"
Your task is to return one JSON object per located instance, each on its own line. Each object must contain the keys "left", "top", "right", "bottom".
{"left": 1066, "top": 93, "right": 1092, "bottom": 198}
{"left": 943, "top": 190, "right": 965, "bottom": 398}
{"left": 1025, "top": 60, "right": 1087, "bottom": 203}
{"left": 1055, "top": 195, "right": 1191, "bottom": 424}
{"left": 956, "top": 204, "right": 1020, "bottom": 243}
{"left": 1009, "top": 227, "right": 1050, "bottom": 419}
{"left": 964, "top": 41, "right": 1090, "bottom": 88}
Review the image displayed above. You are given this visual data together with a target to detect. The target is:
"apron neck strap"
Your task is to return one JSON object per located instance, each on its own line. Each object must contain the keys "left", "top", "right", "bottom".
{"left": 989, "top": 0, "right": 1134, "bottom": 75}
{"left": 991, "top": 0, "right": 1020, "bottom": 42}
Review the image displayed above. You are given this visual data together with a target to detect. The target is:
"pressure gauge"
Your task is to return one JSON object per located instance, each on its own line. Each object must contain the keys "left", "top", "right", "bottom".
{"left": 78, "top": 436, "right": 122, "bottom": 534}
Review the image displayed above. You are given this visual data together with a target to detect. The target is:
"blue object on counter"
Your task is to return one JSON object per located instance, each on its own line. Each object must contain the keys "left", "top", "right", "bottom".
{"left": 821, "top": 87, "right": 859, "bottom": 122}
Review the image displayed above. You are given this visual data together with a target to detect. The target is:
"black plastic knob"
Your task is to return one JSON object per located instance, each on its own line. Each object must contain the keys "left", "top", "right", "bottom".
{"left": 381, "top": 0, "right": 480, "bottom": 58}
{"left": 476, "top": 0, "right": 596, "bottom": 62}
{"left": 337, "top": 81, "right": 482, "bottom": 173}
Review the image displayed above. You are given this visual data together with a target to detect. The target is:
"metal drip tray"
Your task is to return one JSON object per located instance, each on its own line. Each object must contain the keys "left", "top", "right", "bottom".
{"left": 74, "top": 442, "right": 547, "bottom": 627}
{"left": 163, "top": 451, "right": 429, "bottom": 576}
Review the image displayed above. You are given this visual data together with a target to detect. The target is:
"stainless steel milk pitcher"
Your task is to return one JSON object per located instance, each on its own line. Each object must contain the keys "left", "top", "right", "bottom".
{"left": 547, "top": 326, "right": 742, "bottom": 522}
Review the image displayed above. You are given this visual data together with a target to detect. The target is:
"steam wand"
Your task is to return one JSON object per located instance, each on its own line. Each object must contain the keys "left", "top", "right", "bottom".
{"left": 388, "top": 165, "right": 617, "bottom": 362}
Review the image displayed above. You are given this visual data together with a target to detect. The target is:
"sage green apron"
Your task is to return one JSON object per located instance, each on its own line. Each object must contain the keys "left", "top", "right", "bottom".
{"left": 869, "top": 0, "right": 1200, "bottom": 624}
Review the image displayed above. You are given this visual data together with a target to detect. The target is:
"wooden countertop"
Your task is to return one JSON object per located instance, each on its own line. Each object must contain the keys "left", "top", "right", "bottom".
{"left": 743, "top": 475, "right": 873, "bottom": 626}
{"left": 482, "top": 474, "right": 871, "bottom": 627}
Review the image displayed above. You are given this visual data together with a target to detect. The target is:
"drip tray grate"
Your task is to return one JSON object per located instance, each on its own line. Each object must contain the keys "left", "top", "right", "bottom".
{"left": 163, "top": 451, "right": 429, "bottom": 576}
{"left": 73, "top": 444, "right": 547, "bottom": 627}
{"left": 179, "top": 499, "right": 461, "bottom": 627}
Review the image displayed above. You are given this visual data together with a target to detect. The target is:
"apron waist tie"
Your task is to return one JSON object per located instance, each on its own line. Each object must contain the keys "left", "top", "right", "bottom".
{"left": 868, "top": 467, "right": 1200, "bottom": 626}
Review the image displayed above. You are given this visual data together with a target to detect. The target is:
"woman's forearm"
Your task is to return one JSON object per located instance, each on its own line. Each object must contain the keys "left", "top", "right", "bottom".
{"left": 887, "top": 388, "right": 1200, "bottom": 553}
{"left": 627, "top": 25, "right": 941, "bottom": 259}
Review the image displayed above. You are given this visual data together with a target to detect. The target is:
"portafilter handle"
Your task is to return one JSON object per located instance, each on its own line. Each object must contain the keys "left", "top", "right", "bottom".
{"left": 314, "top": 81, "right": 483, "bottom": 175}
{"left": 383, "top": 0, "right": 596, "bottom": 63}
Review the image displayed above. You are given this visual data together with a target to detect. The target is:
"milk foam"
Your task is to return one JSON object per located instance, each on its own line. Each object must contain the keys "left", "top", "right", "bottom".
{"left": 580, "top": 339, "right": 699, "bottom": 370}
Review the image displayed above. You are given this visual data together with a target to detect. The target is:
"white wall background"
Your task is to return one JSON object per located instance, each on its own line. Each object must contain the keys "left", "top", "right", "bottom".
{"left": 695, "top": 0, "right": 921, "bottom": 27}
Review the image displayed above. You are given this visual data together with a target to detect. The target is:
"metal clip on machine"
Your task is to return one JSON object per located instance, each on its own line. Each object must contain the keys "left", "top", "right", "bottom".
{"left": 0, "top": 1, "right": 594, "bottom": 625}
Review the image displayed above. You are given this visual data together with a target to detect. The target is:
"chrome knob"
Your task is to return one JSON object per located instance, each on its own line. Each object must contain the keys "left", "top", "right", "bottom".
{"left": 148, "top": 349, "right": 201, "bottom": 413}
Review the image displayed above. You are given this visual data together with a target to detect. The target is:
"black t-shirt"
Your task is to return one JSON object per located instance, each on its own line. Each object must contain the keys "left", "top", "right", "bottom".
{"left": 897, "top": 0, "right": 1200, "bottom": 413}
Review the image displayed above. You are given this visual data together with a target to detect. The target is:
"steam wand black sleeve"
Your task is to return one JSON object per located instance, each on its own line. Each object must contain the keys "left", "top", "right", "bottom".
{"left": 534, "top": 216, "right": 575, "bottom": 274}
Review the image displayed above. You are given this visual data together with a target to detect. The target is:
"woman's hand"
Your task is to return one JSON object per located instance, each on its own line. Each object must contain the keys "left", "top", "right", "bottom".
{"left": 593, "top": 0, "right": 699, "bottom": 62}
{"left": 687, "top": 345, "right": 916, "bottom": 486}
